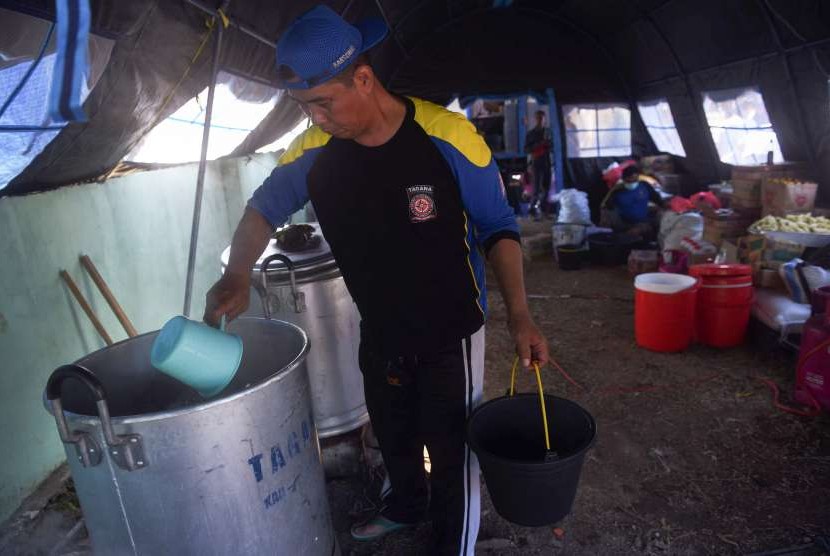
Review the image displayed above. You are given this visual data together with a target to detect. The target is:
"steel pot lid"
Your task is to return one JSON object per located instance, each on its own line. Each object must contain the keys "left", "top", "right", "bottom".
{"left": 221, "top": 223, "right": 337, "bottom": 278}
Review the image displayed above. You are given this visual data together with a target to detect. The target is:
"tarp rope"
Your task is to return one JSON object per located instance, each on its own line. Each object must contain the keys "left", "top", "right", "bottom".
{"left": 147, "top": 11, "right": 226, "bottom": 133}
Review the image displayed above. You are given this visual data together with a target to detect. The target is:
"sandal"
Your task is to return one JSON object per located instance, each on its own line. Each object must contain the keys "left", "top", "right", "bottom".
{"left": 350, "top": 515, "right": 412, "bottom": 541}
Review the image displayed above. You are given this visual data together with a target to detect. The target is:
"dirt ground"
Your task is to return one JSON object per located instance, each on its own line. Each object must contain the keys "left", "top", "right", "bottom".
{"left": 4, "top": 234, "right": 830, "bottom": 555}
{"left": 330, "top": 245, "right": 830, "bottom": 555}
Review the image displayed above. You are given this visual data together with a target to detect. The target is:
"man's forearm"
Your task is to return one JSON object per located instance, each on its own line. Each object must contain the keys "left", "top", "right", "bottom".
{"left": 225, "top": 207, "right": 274, "bottom": 280}
{"left": 488, "top": 238, "right": 530, "bottom": 319}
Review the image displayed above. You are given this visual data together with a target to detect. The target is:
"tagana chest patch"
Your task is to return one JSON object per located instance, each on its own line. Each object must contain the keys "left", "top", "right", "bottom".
{"left": 406, "top": 185, "right": 438, "bottom": 223}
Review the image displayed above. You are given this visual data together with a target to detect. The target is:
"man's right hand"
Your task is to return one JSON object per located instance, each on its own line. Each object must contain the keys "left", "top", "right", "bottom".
{"left": 203, "top": 272, "right": 251, "bottom": 326}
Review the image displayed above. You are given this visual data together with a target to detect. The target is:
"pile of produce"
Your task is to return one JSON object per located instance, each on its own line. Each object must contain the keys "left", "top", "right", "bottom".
{"left": 751, "top": 214, "right": 830, "bottom": 233}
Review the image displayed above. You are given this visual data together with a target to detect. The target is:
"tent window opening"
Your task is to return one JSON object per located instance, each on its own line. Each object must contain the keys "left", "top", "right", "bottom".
{"left": 126, "top": 71, "right": 280, "bottom": 164}
{"left": 0, "top": 8, "right": 113, "bottom": 191}
{"left": 637, "top": 100, "right": 686, "bottom": 157}
{"left": 563, "top": 103, "right": 631, "bottom": 158}
{"left": 702, "top": 87, "right": 783, "bottom": 165}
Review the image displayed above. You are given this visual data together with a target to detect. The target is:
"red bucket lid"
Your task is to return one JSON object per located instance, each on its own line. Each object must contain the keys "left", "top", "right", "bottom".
{"left": 688, "top": 263, "right": 752, "bottom": 277}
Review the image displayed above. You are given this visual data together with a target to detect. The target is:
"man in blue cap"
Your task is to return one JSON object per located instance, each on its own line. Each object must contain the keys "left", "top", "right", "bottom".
{"left": 205, "top": 6, "right": 548, "bottom": 554}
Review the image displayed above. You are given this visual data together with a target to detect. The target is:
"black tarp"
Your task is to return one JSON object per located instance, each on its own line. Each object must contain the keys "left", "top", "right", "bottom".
{"left": 1, "top": 0, "right": 829, "bottom": 198}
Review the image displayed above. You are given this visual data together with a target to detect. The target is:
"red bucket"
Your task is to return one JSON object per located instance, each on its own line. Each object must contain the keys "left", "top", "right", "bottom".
{"left": 635, "top": 273, "right": 698, "bottom": 352}
{"left": 689, "top": 264, "right": 754, "bottom": 348}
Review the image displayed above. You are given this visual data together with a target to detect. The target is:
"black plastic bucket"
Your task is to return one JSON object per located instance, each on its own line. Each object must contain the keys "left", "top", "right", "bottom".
{"left": 467, "top": 394, "right": 596, "bottom": 526}
{"left": 556, "top": 245, "right": 583, "bottom": 271}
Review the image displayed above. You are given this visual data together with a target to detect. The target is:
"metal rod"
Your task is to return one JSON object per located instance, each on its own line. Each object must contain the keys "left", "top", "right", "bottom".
{"left": 60, "top": 270, "right": 113, "bottom": 345}
{"left": 79, "top": 255, "right": 138, "bottom": 337}
{"left": 183, "top": 16, "right": 224, "bottom": 317}
{"left": 184, "top": 0, "right": 274, "bottom": 49}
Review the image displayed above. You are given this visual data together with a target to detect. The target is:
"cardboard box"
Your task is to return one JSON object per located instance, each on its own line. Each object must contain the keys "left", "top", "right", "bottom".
{"left": 761, "top": 179, "right": 818, "bottom": 217}
{"left": 764, "top": 239, "right": 804, "bottom": 262}
{"left": 738, "top": 235, "right": 766, "bottom": 263}
{"left": 719, "top": 240, "right": 740, "bottom": 264}
{"left": 704, "top": 211, "right": 755, "bottom": 246}
{"left": 752, "top": 261, "right": 785, "bottom": 290}
{"left": 731, "top": 162, "right": 809, "bottom": 182}
{"left": 642, "top": 155, "right": 675, "bottom": 175}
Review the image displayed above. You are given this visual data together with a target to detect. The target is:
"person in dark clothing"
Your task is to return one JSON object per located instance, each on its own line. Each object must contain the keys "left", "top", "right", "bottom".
{"left": 601, "top": 164, "right": 665, "bottom": 238}
{"left": 203, "top": 6, "right": 549, "bottom": 556}
{"left": 524, "top": 110, "right": 552, "bottom": 218}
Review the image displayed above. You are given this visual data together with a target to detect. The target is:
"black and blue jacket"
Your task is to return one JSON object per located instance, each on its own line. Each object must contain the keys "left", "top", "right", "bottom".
{"left": 249, "top": 96, "right": 520, "bottom": 355}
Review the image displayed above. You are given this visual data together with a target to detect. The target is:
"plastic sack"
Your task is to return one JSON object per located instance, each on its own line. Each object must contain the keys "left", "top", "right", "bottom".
{"left": 779, "top": 259, "right": 830, "bottom": 304}
{"left": 752, "top": 288, "right": 810, "bottom": 333}
{"left": 659, "top": 211, "right": 704, "bottom": 251}
{"left": 554, "top": 189, "right": 592, "bottom": 225}
{"left": 689, "top": 191, "right": 722, "bottom": 211}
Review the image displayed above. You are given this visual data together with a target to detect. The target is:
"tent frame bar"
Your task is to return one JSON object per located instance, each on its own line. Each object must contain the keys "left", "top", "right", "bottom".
{"left": 184, "top": 0, "right": 275, "bottom": 49}
{"left": 183, "top": 2, "right": 227, "bottom": 317}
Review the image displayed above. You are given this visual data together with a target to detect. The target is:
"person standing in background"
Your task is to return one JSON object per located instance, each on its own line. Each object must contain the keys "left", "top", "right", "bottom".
{"left": 524, "top": 110, "right": 552, "bottom": 219}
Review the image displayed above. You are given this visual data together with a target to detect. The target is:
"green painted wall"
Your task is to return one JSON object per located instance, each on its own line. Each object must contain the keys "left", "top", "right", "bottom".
{"left": 0, "top": 152, "right": 279, "bottom": 522}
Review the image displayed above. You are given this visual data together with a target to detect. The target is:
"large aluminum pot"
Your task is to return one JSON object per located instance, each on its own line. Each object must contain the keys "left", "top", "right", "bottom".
{"left": 221, "top": 224, "right": 369, "bottom": 438}
{"left": 44, "top": 318, "right": 338, "bottom": 556}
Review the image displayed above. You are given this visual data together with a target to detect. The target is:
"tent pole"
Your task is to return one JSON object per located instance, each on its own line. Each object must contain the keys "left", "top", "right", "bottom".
{"left": 183, "top": 11, "right": 225, "bottom": 318}
{"left": 184, "top": 0, "right": 274, "bottom": 49}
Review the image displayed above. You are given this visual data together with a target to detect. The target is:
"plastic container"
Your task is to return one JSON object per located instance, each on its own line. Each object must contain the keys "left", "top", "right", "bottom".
{"left": 688, "top": 264, "right": 754, "bottom": 348}
{"left": 796, "top": 297, "right": 830, "bottom": 411}
{"left": 557, "top": 245, "right": 583, "bottom": 271}
{"left": 635, "top": 273, "right": 698, "bottom": 352}
{"left": 553, "top": 223, "right": 589, "bottom": 249}
{"left": 467, "top": 394, "right": 596, "bottom": 526}
{"left": 628, "top": 250, "right": 659, "bottom": 276}
{"left": 150, "top": 315, "right": 243, "bottom": 397}
{"left": 588, "top": 233, "right": 641, "bottom": 266}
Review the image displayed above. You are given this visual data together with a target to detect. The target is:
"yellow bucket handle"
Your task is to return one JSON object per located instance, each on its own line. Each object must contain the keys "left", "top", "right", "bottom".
{"left": 509, "top": 356, "right": 551, "bottom": 451}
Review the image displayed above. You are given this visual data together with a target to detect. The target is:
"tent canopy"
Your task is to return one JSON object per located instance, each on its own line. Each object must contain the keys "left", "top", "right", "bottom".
{"left": 1, "top": 0, "right": 829, "bottom": 196}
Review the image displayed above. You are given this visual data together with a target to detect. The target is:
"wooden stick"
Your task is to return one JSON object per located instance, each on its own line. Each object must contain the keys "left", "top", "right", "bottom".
{"left": 60, "top": 270, "right": 113, "bottom": 345}
{"left": 79, "top": 255, "right": 138, "bottom": 337}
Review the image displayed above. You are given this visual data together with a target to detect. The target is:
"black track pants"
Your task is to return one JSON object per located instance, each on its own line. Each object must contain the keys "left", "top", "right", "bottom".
{"left": 360, "top": 326, "right": 484, "bottom": 556}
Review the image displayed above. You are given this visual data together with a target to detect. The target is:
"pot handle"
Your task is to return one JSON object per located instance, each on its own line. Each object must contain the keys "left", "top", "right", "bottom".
{"left": 260, "top": 253, "right": 306, "bottom": 315}
{"left": 46, "top": 364, "right": 146, "bottom": 471}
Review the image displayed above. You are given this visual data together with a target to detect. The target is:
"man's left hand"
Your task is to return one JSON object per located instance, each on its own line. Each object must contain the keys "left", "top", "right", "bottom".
{"left": 508, "top": 312, "right": 550, "bottom": 369}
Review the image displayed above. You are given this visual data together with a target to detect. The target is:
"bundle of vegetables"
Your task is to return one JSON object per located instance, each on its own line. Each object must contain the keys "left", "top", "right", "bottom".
{"left": 751, "top": 214, "right": 830, "bottom": 233}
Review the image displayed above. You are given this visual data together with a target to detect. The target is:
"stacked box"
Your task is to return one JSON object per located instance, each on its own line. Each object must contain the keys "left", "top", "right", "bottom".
{"left": 730, "top": 163, "right": 809, "bottom": 210}
{"left": 703, "top": 210, "right": 755, "bottom": 246}
{"left": 761, "top": 179, "right": 818, "bottom": 217}
{"left": 641, "top": 155, "right": 675, "bottom": 175}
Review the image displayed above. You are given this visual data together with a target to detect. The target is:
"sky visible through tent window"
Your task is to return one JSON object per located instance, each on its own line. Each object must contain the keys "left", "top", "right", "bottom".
{"left": 562, "top": 103, "right": 630, "bottom": 158}
{"left": 127, "top": 72, "right": 279, "bottom": 164}
{"left": 702, "top": 87, "right": 783, "bottom": 165}
{"left": 637, "top": 100, "right": 686, "bottom": 157}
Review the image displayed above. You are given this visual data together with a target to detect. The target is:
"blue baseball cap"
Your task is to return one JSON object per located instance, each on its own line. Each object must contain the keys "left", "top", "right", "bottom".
{"left": 275, "top": 5, "right": 388, "bottom": 89}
